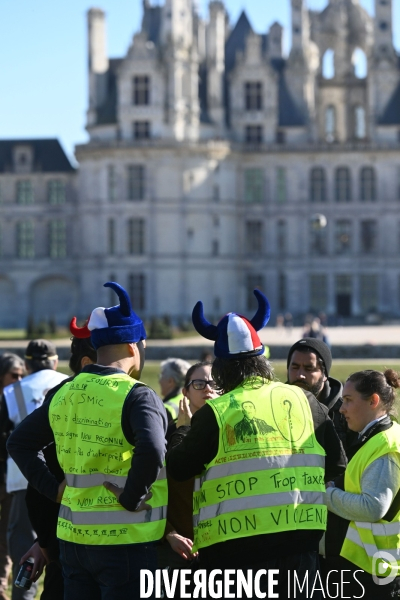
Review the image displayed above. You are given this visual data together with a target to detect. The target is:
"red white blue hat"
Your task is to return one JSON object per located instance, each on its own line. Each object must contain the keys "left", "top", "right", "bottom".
{"left": 70, "top": 282, "right": 146, "bottom": 350}
{"left": 192, "top": 290, "right": 270, "bottom": 359}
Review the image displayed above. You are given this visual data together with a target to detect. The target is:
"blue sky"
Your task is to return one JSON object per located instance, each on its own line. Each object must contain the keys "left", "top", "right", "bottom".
{"left": 1, "top": 0, "right": 398, "bottom": 163}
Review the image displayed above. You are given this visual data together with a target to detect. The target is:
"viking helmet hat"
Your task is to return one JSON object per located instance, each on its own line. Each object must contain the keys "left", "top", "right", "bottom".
{"left": 192, "top": 289, "right": 270, "bottom": 359}
{"left": 70, "top": 282, "right": 146, "bottom": 350}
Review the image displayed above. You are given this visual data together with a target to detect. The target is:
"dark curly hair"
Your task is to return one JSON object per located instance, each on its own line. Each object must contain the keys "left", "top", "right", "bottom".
{"left": 212, "top": 355, "right": 274, "bottom": 394}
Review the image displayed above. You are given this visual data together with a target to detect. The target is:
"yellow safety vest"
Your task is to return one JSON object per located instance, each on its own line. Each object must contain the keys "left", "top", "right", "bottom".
{"left": 193, "top": 380, "right": 326, "bottom": 551}
{"left": 341, "top": 422, "right": 400, "bottom": 575}
{"left": 49, "top": 372, "right": 167, "bottom": 545}
{"left": 164, "top": 394, "right": 181, "bottom": 420}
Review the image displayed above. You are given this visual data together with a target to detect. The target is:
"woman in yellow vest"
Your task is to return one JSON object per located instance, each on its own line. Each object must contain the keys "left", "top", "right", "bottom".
{"left": 323, "top": 369, "right": 400, "bottom": 599}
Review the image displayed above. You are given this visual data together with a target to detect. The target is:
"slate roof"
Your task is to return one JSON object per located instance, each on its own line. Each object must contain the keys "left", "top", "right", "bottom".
{"left": 379, "top": 81, "right": 400, "bottom": 125}
{"left": 225, "top": 11, "right": 253, "bottom": 74}
{"left": 271, "top": 59, "right": 307, "bottom": 127}
{"left": 0, "top": 139, "right": 75, "bottom": 173}
{"left": 142, "top": 4, "right": 162, "bottom": 46}
{"left": 96, "top": 59, "right": 122, "bottom": 125}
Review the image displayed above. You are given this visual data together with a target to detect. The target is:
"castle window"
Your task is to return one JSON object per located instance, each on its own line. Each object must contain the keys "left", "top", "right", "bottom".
{"left": 49, "top": 219, "right": 67, "bottom": 259}
{"left": 335, "top": 220, "right": 352, "bottom": 254}
{"left": 107, "top": 166, "right": 117, "bottom": 202}
{"left": 325, "top": 106, "right": 336, "bottom": 142}
{"left": 128, "top": 273, "right": 146, "bottom": 310}
{"left": 17, "top": 220, "right": 35, "bottom": 258}
{"left": 245, "top": 126, "right": 263, "bottom": 144}
{"left": 245, "top": 221, "right": 263, "bottom": 254}
{"left": 133, "top": 76, "right": 150, "bottom": 105}
{"left": 352, "top": 48, "right": 367, "bottom": 78}
{"left": 276, "top": 167, "right": 287, "bottom": 203}
{"left": 322, "top": 49, "right": 335, "bottom": 79}
{"left": 380, "top": 22, "right": 388, "bottom": 30}
{"left": 133, "top": 121, "right": 151, "bottom": 140}
{"left": 277, "top": 219, "right": 287, "bottom": 255}
{"left": 48, "top": 180, "right": 66, "bottom": 205}
{"left": 335, "top": 167, "right": 351, "bottom": 202}
{"left": 245, "top": 82, "right": 263, "bottom": 111}
{"left": 355, "top": 106, "right": 366, "bottom": 139}
{"left": 16, "top": 180, "right": 33, "bottom": 205}
{"left": 246, "top": 274, "right": 264, "bottom": 310}
{"left": 309, "top": 275, "right": 328, "bottom": 312}
{"left": 360, "top": 274, "right": 378, "bottom": 314}
{"left": 108, "top": 219, "right": 115, "bottom": 255}
{"left": 278, "top": 273, "right": 286, "bottom": 311}
{"left": 360, "top": 167, "right": 376, "bottom": 201}
{"left": 310, "top": 224, "right": 328, "bottom": 256}
{"left": 127, "top": 165, "right": 145, "bottom": 200}
{"left": 128, "top": 218, "right": 145, "bottom": 255}
{"left": 360, "top": 220, "right": 377, "bottom": 254}
{"left": 244, "top": 169, "right": 264, "bottom": 203}
{"left": 212, "top": 240, "right": 219, "bottom": 256}
{"left": 310, "top": 168, "right": 327, "bottom": 202}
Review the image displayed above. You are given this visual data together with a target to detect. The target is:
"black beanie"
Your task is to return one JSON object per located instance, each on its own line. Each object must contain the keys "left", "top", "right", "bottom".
{"left": 287, "top": 338, "right": 332, "bottom": 376}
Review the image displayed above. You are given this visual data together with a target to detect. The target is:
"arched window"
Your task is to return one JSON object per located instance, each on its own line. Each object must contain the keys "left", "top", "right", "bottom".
{"left": 360, "top": 167, "right": 376, "bottom": 201}
{"left": 325, "top": 106, "right": 336, "bottom": 142}
{"left": 322, "top": 49, "right": 335, "bottom": 79}
{"left": 352, "top": 48, "right": 368, "bottom": 78}
{"left": 355, "top": 106, "right": 366, "bottom": 139}
{"left": 310, "top": 167, "right": 327, "bottom": 202}
{"left": 335, "top": 167, "right": 351, "bottom": 202}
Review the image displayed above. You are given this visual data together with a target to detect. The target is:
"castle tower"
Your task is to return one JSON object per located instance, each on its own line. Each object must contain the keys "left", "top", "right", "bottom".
{"left": 87, "top": 9, "right": 109, "bottom": 127}
{"left": 374, "top": 0, "right": 395, "bottom": 59}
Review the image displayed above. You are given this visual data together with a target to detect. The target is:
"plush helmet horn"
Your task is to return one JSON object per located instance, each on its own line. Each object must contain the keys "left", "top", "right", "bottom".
{"left": 249, "top": 289, "right": 271, "bottom": 331}
{"left": 69, "top": 317, "right": 91, "bottom": 338}
{"left": 192, "top": 301, "right": 218, "bottom": 341}
{"left": 104, "top": 281, "right": 132, "bottom": 317}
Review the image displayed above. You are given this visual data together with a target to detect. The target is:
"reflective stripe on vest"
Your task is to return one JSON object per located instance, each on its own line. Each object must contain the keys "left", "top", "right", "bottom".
{"left": 49, "top": 372, "right": 167, "bottom": 546}
{"left": 65, "top": 466, "right": 167, "bottom": 489}
{"left": 340, "top": 423, "right": 400, "bottom": 574}
{"left": 193, "top": 381, "right": 326, "bottom": 551}
{"left": 59, "top": 504, "right": 167, "bottom": 525}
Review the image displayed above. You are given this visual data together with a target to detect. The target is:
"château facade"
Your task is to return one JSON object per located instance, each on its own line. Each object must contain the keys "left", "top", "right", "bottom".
{"left": 1, "top": 0, "right": 400, "bottom": 327}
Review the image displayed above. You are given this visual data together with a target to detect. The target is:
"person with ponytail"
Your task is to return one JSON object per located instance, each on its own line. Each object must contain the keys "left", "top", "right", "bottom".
{"left": 323, "top": 369, "right": 400, "bottom": 599}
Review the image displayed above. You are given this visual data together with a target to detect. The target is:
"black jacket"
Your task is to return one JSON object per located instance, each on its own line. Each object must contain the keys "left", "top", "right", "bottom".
{"left": 7, "top": 364, "right": 167, "bottom": 512}
{"left": 166, "top": 383, "right": 347, "bottom": 568}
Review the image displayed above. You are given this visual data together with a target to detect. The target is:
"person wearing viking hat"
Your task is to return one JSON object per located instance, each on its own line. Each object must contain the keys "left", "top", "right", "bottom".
{"left": 7, "top": 282, "right": 168, "bottom": 600}
{"left": 167, "top": 290, "right": 346, "bottom": 599}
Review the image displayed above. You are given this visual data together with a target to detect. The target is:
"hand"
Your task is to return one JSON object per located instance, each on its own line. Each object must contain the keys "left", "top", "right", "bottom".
{"left": 177, "top": 397, "right": 192, "bottom": 428}
{"left": 20, "top": 541, "right": 47, "bottom": 582}
{"left": 166, "top": 531, "right": 198, "bottom": 560}
{"left": 56, "top": 479, "right": 66, "bottom": 503}
{"left": 326, "top": 481, "right": 335, "bottom": 489}
{"left": 103, "top": 483, "right": 153, "bottom": 511}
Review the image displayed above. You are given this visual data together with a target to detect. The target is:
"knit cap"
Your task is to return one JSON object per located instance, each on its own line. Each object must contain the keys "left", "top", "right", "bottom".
{"left": 287, "top": 338, "right": 332, "bottom": 376}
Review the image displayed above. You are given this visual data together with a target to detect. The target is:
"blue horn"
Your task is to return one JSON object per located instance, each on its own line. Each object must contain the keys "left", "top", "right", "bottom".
{"left": 104, "top": 282, "right": 132, "bottom": 317}
{"left": 250, "top": 289, "right": 271, "bottom": 331}
{"left": 192, "top": 301, "right": 218, "bottom": 341}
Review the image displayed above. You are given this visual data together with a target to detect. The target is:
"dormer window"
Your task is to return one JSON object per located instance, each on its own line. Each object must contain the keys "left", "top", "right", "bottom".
{"left": 12, "top": 145, "right": 33, "bottom": 174}
{"left": 245, "top": 82, "right": 263, "bottom": 111}
{"left": 133, "top": 76, "right": 150, "bottom": 106}
{"left": 325, "top": 105, "right": 336, "bottom": 142}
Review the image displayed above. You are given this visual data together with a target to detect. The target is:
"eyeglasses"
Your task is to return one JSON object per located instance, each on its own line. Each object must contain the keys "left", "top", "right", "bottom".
{"left": 187, "top": 379, "right": 218, "bottom": 391}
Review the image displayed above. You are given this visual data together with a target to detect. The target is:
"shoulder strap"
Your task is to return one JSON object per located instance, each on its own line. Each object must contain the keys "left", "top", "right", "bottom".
{"left": 13, "top": 382, "right": 28, "bottom": 421}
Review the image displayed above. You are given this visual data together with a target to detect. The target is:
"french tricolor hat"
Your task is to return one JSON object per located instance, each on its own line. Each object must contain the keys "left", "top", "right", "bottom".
{"left": 69, "top": 281, "right": 146, "bottom": 350}
{"left": 192, "top": 290, "right": 270, "bottom": 359}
